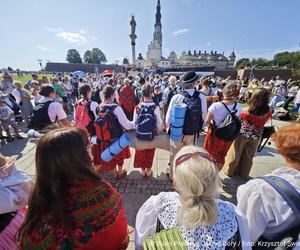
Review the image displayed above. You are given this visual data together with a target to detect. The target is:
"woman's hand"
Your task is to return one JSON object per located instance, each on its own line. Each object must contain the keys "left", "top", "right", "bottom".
{"left": 204, "top": 111, "right": 213, "bottom": 126}
{"left": 0, "top": 165, "right": 13, "bottom": 179}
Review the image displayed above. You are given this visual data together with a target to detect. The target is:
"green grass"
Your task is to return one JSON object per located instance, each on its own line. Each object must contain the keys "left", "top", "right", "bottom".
{"left": 10, "top": 73, "right": 54, "bottom": 87}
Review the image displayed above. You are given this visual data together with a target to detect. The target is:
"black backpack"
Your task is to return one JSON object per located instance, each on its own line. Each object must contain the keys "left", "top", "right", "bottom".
{"left": 28, "top": 101, "right": 54, "bottom": 130}
{"left": 181, "top": 90, "right": 203, "bottom": 135}
{"left": 166, "top": 87, "right": 177, "bottom": 108}
{"left": 214, "top": 102, "right": 241, "bottom": 141}
{"left": 91, "top": 89, "right": 101, "bottom": 104}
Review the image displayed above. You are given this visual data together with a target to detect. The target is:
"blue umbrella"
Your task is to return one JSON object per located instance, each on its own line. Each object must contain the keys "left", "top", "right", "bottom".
{"left": 73, "top": 71, "right": 86, "bottom": 78}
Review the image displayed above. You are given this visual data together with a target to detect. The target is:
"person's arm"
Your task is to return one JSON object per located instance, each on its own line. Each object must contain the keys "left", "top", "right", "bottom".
{"left": 115, "top": 89, "right": 120, "bottom": 103}
{"left": 165, "top": 95, "right": 177, "bottom": 127}
{"left": 200, "top": 94, "right": 207, "bottom": 123}
{"left": 154, "top": 106, "right": 163, "bottom": 130}
{"left": 204, "top": 111, "right": 213, "bottom": 125}
{"left": 132, "top": 107, "right": 137, "bottom": 125}
{"left": 51, "top": 102, "right": 70, "bottom": 126}
{"left": 0, "top": 168, "right": 33, "bottom": 214}
{"left": 90, "top": 102, "right": 99, "bottom": 118}
{"left": 114, "top": 106, "right": 134, "bottom": 130}
{"left": 135, "top": 195, "right": 160, "bottom": 250}
{"left": 12, "top": 89, "right": 20, "bottom": 104}
{"left": 58, "top": 118, "right": 72, "bottom": 127}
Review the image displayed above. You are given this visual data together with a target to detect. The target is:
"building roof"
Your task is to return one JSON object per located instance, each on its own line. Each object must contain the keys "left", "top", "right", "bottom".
{"left": 229, "top": 51, "right": 236, "bottom": 57}
{"left": 45, "top": 62, "right": 120, "bottom": 73}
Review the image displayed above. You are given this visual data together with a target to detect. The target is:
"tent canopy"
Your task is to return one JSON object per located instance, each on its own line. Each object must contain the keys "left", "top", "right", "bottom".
{"left": 72, "top": 70, "right": 86, "bottom": 78}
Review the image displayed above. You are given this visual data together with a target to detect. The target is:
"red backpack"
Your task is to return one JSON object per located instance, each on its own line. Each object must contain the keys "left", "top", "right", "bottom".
{"left": 118, "top": 86, "right": 136, "bottom": 114}
{"left": 94, "top": 105, "right": 123, "bottom": 146}
{"left": 74, "top": 100, "right": 96, "bottom": 135}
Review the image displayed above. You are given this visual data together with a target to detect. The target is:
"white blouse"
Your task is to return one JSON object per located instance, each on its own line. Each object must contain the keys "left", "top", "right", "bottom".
{"left": 103, "top": 103, "right": 135, "bottom": 130}
{"left": 237, "top": 167, "right": 300, "bottom": 243}
{"left": 0, "top": 166, "right": 33, "bottom": 214}
{"left": 135, "top": 192, "right": 250, "bottom": 250}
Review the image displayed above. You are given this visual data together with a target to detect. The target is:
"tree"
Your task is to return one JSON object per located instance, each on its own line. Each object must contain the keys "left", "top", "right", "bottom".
{"left": 7, "top": 66, "right": 13, "bottom": 72}
{"left": 66, "top": 49, "right": 82, "bottom": 63}
{"left": 235, "top": 58, "right": 250, "bottom": 70}
{"left": 272, "top": 51, "right": 293, "bottom": 67}
{"left": 251, "top": 58, "right": 270, "bottom": 68}
{"left": 91, "top": 48, "right": 107, "bottom": 64}
{"left": 83, "top": 50, "right": 93, "bottom": 63}
{"left": 123, "top": 57, "right": 129, "bottom": 65}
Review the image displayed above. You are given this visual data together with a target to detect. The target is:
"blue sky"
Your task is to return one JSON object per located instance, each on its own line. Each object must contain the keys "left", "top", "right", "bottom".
{"left": 1, "top": 0, "right": 299, "bottom": 70}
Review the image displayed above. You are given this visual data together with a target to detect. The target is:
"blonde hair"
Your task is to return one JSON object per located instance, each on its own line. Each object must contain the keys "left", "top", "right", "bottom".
{"left": 223, "top": 82, "right": 238, "bottom": 97}
{"left": 169, "top": 76, "right": 177, "bottom": 85}
{"left": 174, "top": 145, "right": 220, "bottom": 228}
{"left": 13, "top": 80, "right": 22, "bottom": 89}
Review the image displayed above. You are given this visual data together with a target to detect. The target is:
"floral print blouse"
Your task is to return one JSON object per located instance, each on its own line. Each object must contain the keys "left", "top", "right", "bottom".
{"left": 240, "top": 111, "right": 272, "bottom": 140}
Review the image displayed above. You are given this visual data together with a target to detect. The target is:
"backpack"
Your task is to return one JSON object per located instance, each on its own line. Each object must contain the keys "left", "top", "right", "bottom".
{"left": 181, "top": 91, "right": 203, "bottom": 135}
{"left": 214, "top": 102, "right": 241, "bottom": 141}
{"left": 252, "top": 176, "right": 300, "bottom": 250}
{"left": 94, "top": 105, "right": 123, "bottom": 145}
{"left": 91, "top": 89, "right": 101, "bottom": 104}
{"left": 4, "top": 98, "right": 20, "bottom": 115}
{"left": 135, "top": 87, "right": 142, "bottom": 104}
{"left": 4, "top": 98, "right": 23, "bottom": 122}
{"left": 118, "top": 86, "right": 136, "bottom": 113}
{"left": 165, "top": 87, "right": 176, "bottom": 109}
{"left": 28, "top": 101, "right": 54, "bottom": 130}
{"left": 74, "top": 101, "right": 96, "bottom": 135}
{"left": 272, "top": 107, "right": 290, "bottom": 121}
{"left": 136, "top": 104, "right": 157, "bottom": 141}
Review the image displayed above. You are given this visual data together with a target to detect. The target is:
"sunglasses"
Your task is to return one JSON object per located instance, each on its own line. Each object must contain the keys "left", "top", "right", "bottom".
{"left": 175, "top": 151, "right": 215, "bottom": 167}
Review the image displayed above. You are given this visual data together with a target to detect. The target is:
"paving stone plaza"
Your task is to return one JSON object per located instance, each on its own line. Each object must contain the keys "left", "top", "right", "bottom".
{"left": 1, "top": 119, "right": 289, "bottom": 249}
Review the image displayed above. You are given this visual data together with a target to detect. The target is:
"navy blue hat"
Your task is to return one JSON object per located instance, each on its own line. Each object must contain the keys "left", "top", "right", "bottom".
{"left": 180, "top": 71, "right": 199, "bottom": 87}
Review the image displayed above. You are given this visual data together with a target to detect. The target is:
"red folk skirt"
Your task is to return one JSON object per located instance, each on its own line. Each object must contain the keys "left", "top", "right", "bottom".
{"left": 92, "top": 144, "right": 131, "bottom": 171}
{"left": 204, "top": 125, "right": 233, "bottom": 165}
{"left": 134, "top": 149, "right": 155, "bottom": 169}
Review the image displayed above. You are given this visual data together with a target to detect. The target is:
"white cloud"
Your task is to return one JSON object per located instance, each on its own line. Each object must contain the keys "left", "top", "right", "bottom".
{"left": 173, "top": 28, "right": 191, "bottom": 35}
{"left": 56, "top": 32, "right": 87, "bottom": 45}
{"left": 91, "top": 36, "right": 98, "bottom": 41}
{"left": 44, "top": 27, "right": 63, "bottom": 33}
{"left": 36, "top": 46, "right": 52, "bottom": 52}
{"left": 205, "top": 42, "right": 212, "bottom": 46}
{"left": 80, "top": 29, "right": 87, "bottom": 34}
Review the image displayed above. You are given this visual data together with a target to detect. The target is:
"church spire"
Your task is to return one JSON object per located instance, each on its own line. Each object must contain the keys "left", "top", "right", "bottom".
{"left": 155, "top": 0, "right": 161, "bottom": 27}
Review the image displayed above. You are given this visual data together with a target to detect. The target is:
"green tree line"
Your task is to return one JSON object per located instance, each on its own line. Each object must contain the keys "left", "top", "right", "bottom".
{"left": 66, "top": 48, "right": 107, "bottom": 64}
{"left": 235, "top": 51, "right": 300, "bottom": 78}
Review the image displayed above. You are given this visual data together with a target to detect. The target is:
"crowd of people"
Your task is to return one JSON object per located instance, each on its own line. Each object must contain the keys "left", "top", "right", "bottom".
{"left": 0, "top": 70, "right": 300, "bottom": 249}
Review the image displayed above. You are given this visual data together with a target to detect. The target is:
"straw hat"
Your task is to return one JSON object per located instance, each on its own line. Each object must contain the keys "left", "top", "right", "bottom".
{"left": 0, "top": 153, "right": 17, "bottom": 179}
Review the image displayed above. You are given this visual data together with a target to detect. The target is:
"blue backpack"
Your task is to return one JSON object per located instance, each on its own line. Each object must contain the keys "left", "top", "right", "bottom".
{"left": 181, "top": 90, "right": 203, "bottom": 135}
{"left": 136, "top": 105, "right": 157, "bottom": 141}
